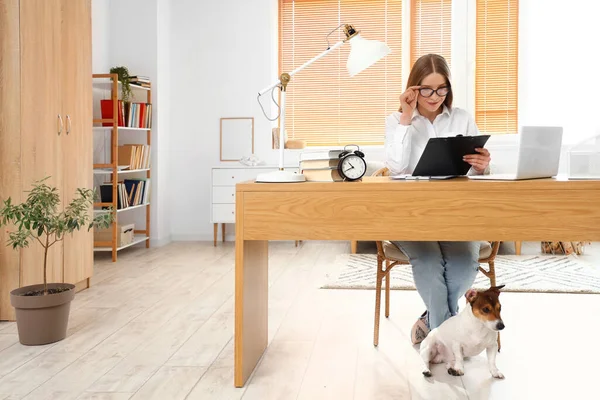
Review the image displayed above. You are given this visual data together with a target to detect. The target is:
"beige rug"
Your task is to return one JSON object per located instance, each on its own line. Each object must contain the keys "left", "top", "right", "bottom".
{"left": 321, "top": 253, "right": 600, "bottom": 294}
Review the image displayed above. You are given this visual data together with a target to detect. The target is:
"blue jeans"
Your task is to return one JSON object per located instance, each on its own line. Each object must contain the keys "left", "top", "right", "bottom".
{"left": 391, "top": 241, "right": 480, "bottom": 330}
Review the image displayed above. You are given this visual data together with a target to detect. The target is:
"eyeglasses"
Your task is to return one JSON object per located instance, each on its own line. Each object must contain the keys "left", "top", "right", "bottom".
{"left": 419, "top": 86, "right": 451, "bottom": 98}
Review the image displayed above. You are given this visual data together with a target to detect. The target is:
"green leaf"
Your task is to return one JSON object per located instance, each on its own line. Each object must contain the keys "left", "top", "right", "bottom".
{"left": 0, "top": 176, "right": 115, "bottom": 287}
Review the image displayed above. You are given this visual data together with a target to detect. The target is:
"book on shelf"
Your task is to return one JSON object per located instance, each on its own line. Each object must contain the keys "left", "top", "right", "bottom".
{"left": 100, "top": 100, "right": 152, "bottom": 128}
{"left": 130, "top": 82, "right": 151, "bottom": 88}
{"left": 130, "top": 75, "right": 150, "bottom": 82}
{"left": 99, "top": 178, "right": 151, "bottom": 210}
{"left": 118, "top": 144, "right": 151, "bottom": 170}
{"left": 99, "top": 183, "right": 126, "bottom": 209}
{"left": 130, "top": 76, "right": 151, "bottom": 88}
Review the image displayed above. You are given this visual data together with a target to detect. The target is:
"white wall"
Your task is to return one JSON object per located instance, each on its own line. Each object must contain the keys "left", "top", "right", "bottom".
{"left": 169, "top": 0, "right": 280, "bottom": 240}
{"left": 91, "top": 0, "right": 110, "bottom": 73}
{"left": 155, "top": 0, "right": 172, "bottom": 247}
{"left": 93, "top": 0, "right": 600, "bottom": 243}
{"left": 519, "top": 0, "right": 600, "bottom": 146}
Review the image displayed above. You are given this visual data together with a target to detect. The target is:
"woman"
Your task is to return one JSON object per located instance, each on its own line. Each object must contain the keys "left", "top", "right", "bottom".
{"left": 384, "top": 54, "right": 491, "bottom": 344}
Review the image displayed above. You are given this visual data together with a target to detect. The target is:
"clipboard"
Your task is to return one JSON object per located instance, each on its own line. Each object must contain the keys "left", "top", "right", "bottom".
{"left": 411, "top": 134, "right": 491, "bottom": 177}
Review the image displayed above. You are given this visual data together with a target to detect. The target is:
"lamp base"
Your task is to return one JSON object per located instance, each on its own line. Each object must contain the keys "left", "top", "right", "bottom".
{"left": 255, "top": 170, "right": 306, "bottom": 183}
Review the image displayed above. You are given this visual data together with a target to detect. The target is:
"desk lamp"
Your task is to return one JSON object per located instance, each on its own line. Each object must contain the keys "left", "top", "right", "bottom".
{"left": 256, "top": 24, "right": 391, "bottom": 183}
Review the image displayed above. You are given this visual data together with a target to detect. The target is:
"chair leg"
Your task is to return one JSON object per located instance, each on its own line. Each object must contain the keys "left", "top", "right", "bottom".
{"left": 515, "top": 241, "right": 522, "bottom": 255}
{"left": 497, "top": 332, "right": 502, "bottom": 352}
{"left": 488, "top": 261, "right": 496, "bottom": 287}
{"left": 487, "top": 260, "right": 501, "bottom": 351}
{"left": 213, "top": 223, "right": 217, "bottom": 247}
{"left": 374, "top": 256, "right": 384, "bottom": 347}
{"left": 385, "top": 260, "right": 391, "bottom": 318}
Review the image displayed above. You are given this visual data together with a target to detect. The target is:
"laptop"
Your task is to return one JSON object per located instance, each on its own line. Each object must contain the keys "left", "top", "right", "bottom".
{"left": 468, "top": 126, "right": 563, "bottom": 181}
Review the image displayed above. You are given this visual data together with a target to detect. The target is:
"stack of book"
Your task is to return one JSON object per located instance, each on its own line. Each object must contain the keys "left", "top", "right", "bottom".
{"left": 100, "top": 100, "right": 152, "bottom": 129}
{"left": 299, "top": 149, "right": 344, "bottom": 182}
{"left": 99, "top": 178, "right": 151, "bottom": 210}
{"left": 130, "top": 75, "right": 151, "bottom": 88}
{"left": 118, "top": 144, "right": 151, "bottom": 170}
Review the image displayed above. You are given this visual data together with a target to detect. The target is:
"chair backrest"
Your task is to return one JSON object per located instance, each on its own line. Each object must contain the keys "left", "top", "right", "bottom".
{"left": 372, "top": 167, "right": 390, "bottom": 177}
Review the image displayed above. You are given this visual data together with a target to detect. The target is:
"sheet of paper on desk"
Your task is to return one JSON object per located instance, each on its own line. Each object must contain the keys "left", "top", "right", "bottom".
{"left": 390, "top": 174, "right": 457, "bottom": 180}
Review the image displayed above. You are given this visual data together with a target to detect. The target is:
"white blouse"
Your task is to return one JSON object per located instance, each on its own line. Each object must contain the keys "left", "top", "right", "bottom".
{"left": 384, "top": 105, "right": 490, "bottom": 176}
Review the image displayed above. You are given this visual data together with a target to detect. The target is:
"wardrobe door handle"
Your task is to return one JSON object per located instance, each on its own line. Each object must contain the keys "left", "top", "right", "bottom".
{"left": 66, "top": 115, "right": 72, "bottom": 135}
{"left": 57, "top": 114, "right": 63, "bottom": 135}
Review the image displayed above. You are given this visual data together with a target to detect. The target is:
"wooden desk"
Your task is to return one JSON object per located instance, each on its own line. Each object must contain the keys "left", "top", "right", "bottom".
{"left": 234, "top": 176, "right": 600, "bottom": 387}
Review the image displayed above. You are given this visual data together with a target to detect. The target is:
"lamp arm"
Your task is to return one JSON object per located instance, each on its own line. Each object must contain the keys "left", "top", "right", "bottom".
{"left": 257, "top": 39, "right": 346, "bottom": 95}
{"left": 287, "top": 39, "right": 346, "bottom": 80}
{"left": 256, "top": 37, "right": 347, "bottom": 172}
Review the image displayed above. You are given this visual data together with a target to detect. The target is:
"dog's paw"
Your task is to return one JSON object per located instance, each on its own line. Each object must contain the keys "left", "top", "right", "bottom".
{"left": 447, "top": 367, "right": 464, "bottom": 376}
{"left": 422, "top": 369, "right": 432, "bottom": 378}
{"left": 491, "top": 369, "right": 505, "bottom": 379}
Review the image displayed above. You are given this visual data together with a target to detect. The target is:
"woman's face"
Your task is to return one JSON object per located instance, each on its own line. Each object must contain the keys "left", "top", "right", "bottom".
{"left": 417, "top": 73, "right": 450, "bottom": 114}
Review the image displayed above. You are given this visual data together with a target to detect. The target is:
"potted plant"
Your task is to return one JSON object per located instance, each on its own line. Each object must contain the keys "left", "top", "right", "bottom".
{"left": 0, "top": 177, "right": 113, "bottom": 345}
{"left": 100, "top": 66, "right": 133, "bottom": 127}
{"left": 110, "top": 65, "right": 133, "bottom": 102}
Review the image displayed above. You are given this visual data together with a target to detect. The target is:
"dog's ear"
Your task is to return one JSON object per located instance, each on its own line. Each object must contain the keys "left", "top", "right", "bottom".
{"left": 465, "top": 288, "right": 478, "bottom": 303}
{"left": 490, "top": 284, "right": 505, "bottom": 294}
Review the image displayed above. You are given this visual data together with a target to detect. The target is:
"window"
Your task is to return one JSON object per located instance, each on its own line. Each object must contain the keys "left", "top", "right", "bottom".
{"left": 279, "top": 0, "right": 403, "bottom": 146}
{"left": 475, "top": 0, "right": 519, "bottom": 134}
{"left": 411, "top": 0, "right": 452, "bottom": 68}
{"left": 278, "top": 0, "right": 519, "bottom": 146}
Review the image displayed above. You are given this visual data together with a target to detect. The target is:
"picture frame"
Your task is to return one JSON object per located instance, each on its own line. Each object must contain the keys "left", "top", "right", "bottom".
{"left": 272, "top": 127, "right": 287, "bottom": 149}
{"left": 220, "top": 117, "right": 254, "bottom": 161}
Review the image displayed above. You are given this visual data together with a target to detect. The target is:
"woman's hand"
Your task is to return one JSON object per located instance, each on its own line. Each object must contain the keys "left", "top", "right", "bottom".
{"left": 463, "top": 148, "right": 491, "bottom": 173}
{"left": 398, "top": 86, "right": 421, "bottom": 125}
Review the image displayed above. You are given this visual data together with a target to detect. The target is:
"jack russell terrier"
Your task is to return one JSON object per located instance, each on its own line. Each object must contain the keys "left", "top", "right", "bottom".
{"left": 420, "top": 285, "right": 506, "bottom": 379}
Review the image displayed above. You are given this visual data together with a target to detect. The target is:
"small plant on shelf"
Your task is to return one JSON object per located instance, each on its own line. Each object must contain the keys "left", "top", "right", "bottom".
{"left": 110, "top": 65, "right": 133, "bottom": 102}
{"left": 0, "top": 176, "right": 113, "bottom": 345}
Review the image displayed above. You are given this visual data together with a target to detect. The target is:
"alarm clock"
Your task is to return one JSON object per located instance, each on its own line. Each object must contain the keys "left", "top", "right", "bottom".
{"left": 338, "top": 144, "right": 367, "bottom": 181}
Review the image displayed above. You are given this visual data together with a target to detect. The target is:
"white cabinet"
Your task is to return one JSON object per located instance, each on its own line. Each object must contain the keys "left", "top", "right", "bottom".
{"left": 210, "top": 165, "right": 299, "bottom": 245}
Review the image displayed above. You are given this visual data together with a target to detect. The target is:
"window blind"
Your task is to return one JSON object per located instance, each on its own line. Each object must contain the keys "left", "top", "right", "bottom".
{"left": 279, "top": 0, "right": 403, "bottom": 146}
{"left": 410, "top": 0, "right": 452, "bottom": 68}
{"left": 475, "top": 0, "right": 519, "bottom": 134}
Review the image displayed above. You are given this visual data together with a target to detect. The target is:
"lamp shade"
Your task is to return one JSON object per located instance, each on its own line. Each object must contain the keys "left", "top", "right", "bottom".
{"left": 346, "top": 34, "right": 392, "bottom": 77}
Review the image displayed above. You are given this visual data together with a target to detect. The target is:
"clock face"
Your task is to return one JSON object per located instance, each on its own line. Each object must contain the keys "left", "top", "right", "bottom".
{"left": 340, "top": 155, "right": 366, "bottom": 180}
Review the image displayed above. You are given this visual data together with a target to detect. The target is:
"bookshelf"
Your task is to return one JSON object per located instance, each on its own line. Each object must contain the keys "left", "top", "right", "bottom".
{"left": 92, "top": 73, "right": 152, "bottom": 262}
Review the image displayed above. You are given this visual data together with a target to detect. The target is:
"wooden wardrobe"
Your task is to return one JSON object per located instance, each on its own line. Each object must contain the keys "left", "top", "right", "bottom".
{"left": 0, "top": 0, "right": 93, "bottom": 320}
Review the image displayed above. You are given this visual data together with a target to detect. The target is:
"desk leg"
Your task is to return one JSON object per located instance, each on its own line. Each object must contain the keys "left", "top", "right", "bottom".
{"left": 234, "top": 239, "right": 268, "bottom": 387}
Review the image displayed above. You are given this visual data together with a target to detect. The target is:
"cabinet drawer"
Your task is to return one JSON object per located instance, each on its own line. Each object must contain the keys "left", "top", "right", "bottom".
{"left": 213, "top": 186, "right": 236, "bottom": 203}
{"left": 212, "top": 169, "right": 251, "bottom": 186}
{"left": 212, "top": 167, "right": 301, "bottom": 186}
{"left": 213, "top": 204, "right": 235, "bottom": 223}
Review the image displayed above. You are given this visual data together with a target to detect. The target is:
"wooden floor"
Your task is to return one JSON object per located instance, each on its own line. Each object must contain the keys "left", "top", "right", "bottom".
{"left": 0, "top": 240, "right": 599, "bottom": 399}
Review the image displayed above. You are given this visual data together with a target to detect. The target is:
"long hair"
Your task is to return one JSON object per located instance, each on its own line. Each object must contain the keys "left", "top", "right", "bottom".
{"left": 401, "top": 54, "right": 453, "bottom": 111}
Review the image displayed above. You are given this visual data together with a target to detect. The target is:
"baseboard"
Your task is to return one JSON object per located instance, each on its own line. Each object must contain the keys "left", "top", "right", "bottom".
{"left": 171, "top": 233, "right": 237, "bottom": 242}
{"left": 150, "top": 235, "right": 172, "bottom": 247}
{"left": 171, "top": 234, "right": 224, "bottom": 242}
{"left": 170, "top": 234, "right": 302, "bottom": 243}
